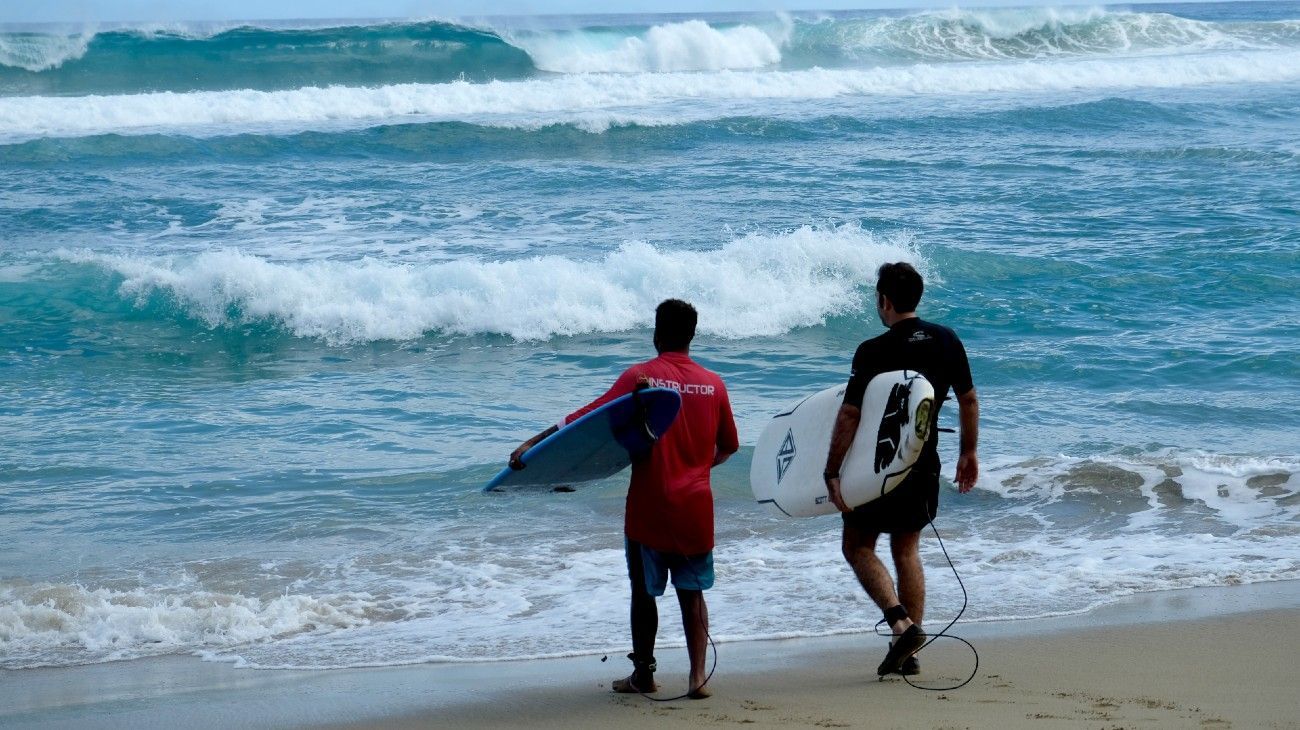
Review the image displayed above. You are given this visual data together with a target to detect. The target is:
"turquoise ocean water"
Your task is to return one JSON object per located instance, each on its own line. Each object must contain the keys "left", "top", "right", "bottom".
{"left": 1, "top": 2, "right": 1298, "bottom": 671}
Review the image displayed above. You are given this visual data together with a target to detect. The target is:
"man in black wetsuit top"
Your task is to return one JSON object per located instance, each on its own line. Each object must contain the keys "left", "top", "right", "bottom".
{"left": 822, "top": 262, "right": 980, "bottom": 677}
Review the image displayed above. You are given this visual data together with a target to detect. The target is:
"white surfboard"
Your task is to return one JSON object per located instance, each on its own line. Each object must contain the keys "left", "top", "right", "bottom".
{"left": 750, "top": 370, "right": 935, "bottom": 517}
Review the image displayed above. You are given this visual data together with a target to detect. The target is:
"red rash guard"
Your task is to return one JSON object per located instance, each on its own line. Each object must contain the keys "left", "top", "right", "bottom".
{"left": 565, "top": 351, "right": 739, "bottom": 555}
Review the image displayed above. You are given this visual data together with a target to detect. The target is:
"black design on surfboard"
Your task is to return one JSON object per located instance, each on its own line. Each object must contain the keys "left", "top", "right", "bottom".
{"left": 875, "top": 382, "right": 912, "bottom": 473}
{"left": 755, "top": 498, "right": 793, "bottom": 517}
{"left": 776, "top": 429, "right": 796, "bottom": 484}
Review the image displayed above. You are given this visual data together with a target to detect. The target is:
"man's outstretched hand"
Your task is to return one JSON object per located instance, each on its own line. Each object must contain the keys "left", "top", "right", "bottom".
{"left": 509, "top": 425, "right": 559, "bottom": 471}
{"left": 508, "top": 445, "right": 528, "bottom": 471}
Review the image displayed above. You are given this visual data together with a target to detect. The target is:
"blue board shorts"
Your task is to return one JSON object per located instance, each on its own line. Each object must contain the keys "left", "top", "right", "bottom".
{"left": 625, "top": 538, "right": 714, "bottom": 596}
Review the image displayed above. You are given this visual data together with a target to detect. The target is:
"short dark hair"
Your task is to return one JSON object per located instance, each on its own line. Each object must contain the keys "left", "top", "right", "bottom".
{"left": 654, "top": 299, "right": 697, "bottom": 352}
{"left": 876, "top": 262, "right": 923, "bottom": 313}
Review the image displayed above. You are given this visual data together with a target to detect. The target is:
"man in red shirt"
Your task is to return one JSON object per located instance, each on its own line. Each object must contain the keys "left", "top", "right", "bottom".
{"left": 509, "top": 299, "right": 739, "bottom": 699}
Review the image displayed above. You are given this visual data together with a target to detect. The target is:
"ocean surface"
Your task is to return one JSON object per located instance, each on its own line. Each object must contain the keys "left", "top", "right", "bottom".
{"left": 1, "top": 1, "right": 1298, "bottom": 672}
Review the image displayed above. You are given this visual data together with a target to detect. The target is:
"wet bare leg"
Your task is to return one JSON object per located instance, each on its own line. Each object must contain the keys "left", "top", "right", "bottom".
{"left": 677, "top": 588, "right": 710, "bottom": 698}
{"left": 890, "top": 530, "right": 925, "bottom": 629}
{"left": 842, "top": 525, "right": 914, "bottom": 635}
{"left": 614, "top": 548, "right": 660, "bottom": 693}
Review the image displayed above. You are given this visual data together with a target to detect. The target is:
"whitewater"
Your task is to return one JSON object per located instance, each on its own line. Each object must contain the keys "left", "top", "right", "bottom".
{"left": 2, "top": 2, "right": 1299, "bottom": 672}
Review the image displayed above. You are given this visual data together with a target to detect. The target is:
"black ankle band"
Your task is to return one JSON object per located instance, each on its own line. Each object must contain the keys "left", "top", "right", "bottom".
{"left": 883, "top": 604, "right": 909, "bottom": 625}
{"left": 627, "top": 652, "right": 657, "bottom": 673}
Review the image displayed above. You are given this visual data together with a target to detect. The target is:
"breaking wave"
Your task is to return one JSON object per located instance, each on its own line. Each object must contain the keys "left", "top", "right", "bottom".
{"left": 34, "top": 226, "right": 918, "bottom": 343}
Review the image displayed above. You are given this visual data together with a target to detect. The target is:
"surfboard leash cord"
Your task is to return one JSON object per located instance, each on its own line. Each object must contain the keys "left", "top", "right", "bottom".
{"left": 628, "top": 628, "right": 718, "bottom": 703}
{"left": 877, "top": 511, "right": 980, "bottom": 692}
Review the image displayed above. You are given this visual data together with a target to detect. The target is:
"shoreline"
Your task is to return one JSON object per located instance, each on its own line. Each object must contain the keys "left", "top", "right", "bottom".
{"left": 2, "top": 580, "right": 1298, "bottom": 729}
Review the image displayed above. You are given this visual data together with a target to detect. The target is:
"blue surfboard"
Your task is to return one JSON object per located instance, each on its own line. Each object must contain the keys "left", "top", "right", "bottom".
{"left": 484, "top": 387, "right": 682, "bottom": 491}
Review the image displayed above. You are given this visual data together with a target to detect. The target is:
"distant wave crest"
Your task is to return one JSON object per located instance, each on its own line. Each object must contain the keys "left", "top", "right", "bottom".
{"left": 787, "top": 7, "right": 1300, "bottom": 65}
{"left": 4, "top": 9, "right": 1299, "bottom": 95}
{"left": 0, "top": 20, "right": 535, "bottom": 95}
{"left": 0, "top": 31, "right": 94, "bottom": 72}
{"left": 509, "top": 19, "right": 786, "bottom": 73}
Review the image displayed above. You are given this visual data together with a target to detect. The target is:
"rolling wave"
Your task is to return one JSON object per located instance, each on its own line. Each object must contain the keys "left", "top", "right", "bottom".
{"left": 0, "top": 98, "right": 1260, "bottom": 166}
{"left": 3, "top": 9, "right": 1298, "bottom": 96}
{"left": 785, "top": 7, "right": 1300, "bottom": 65}
{"left": 506, "top": 19, "right": 786, "bottom": 73}
{"left": 0, "top": 21, "right": 534, "bottom": 95}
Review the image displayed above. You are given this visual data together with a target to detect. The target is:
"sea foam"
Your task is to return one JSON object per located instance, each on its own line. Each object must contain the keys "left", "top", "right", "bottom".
{"left": 0, "top": 581, "right": 373, "bottom": 669}
{"left": 4, "top": 451, "right": 1293, "bottom": 670}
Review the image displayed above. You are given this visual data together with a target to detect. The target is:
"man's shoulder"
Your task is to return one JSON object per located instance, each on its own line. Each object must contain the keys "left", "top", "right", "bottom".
{"left": 683, "top": 358, "right": 728, "bottom": 387}
{"left": 611, "top": 358, "right": 660, "bottom": 390}
{"left": 623, "top": 357, "right": 658, "bottom": 374}
{"left": 629, "top": 354, "right": 726, "bottom": 383}
{"left": 854, "top": 331, "right": 891, "bottom": 357}
{"left": 917, "top": 318, "right": 963, "bottom": 344}
{"left": 853, "top": 318, "right": 963, "bottom": 357}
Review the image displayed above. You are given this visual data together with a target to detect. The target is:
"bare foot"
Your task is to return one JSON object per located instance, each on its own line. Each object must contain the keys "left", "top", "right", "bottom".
{"left": 687, "top": 681, "right": 712, "bottom": 699}
{"left": 611, "top": 674, "right": 659, "bottom": 694}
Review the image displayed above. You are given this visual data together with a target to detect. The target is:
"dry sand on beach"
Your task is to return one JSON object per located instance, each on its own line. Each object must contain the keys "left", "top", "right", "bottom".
{"left": 344, "top": 607, "right": 1300, "bottom": 730}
